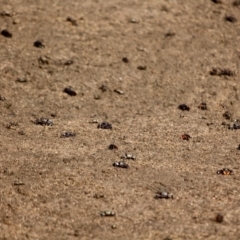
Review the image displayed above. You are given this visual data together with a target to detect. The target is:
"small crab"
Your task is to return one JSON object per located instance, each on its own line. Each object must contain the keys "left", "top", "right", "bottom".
{"left": 223, "top": 111, "right": 231, "bottom": 120}
{"left": 181, "top": 134, "right": 191, "bottom": 141}
{"left": 97, "top": 122, "right": 112, "bottom": 130}
{"left": 198, "top": 102, "right": 207, "bottom": 110}
{"left": 60, "top": 131, "right": 76, "bottom": 138}
{"left": 121, "top": 153, "right": 136, "bottom": 160}
{"left": 215, "top": 214, "right": 224, "bottom": 223}
{"left": 216, "top": 168, "right": 233, "bottom": 175}
{"left": 34, "top": 118, "right": 53, "bottom": 126}
{"left": 113, "top": 161, "right": 129, "bottom": 168}
{"left": 178, "top": 104, "right": 190, "bottom": 111}
{"left": 228, "top": 120, "right": 240, "bottom": 130}
{"left": 33, "top": 40, "right": 45, "bottom": 48}
{"left": 100, "top": 211, "right": 116, "bottom": 217}
{"left": 155, "top": 191, "right": 173, "bottom": 199}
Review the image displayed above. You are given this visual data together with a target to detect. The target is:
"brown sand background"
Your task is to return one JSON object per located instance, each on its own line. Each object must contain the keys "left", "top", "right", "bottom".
{"left": 1, "top": 0, "right": 240, "bottom": 239}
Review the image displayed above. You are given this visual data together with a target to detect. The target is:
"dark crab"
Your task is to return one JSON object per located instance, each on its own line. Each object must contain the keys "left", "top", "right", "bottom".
{"left": 60, "top": 131, "right": 76, "bottom": 138}
{"left": 155, "top": 191, "right": 173, "bottom": 199}
{"left": 97, "top": 122, "right": 112, "bottom": 130}
{"left": 181, "top": 134, "right": 191, "bottom": 141}
{"left": 34, "top": 118, "right": 53, "bottom": 126}
{"left": 216, "top": 168, "right": 233, "bottom": 175}
{"left": 178, "top": 104, "right": 190, "bottom": 111}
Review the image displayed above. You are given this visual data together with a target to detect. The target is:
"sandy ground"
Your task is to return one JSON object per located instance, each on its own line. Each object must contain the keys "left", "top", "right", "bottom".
{"left": 1, "top": 0, "right": 240, "bottom": 239}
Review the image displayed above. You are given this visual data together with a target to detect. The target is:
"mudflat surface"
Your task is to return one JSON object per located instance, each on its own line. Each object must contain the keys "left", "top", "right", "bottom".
{"left": 0, "top": 0, "right": 240, "bottom": 239}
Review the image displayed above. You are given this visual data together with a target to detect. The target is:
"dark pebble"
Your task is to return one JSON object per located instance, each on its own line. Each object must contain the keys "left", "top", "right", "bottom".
{"left": 1, "top": 29, "right": 12, "bottom": 38}
{"left": 108, "top": 144, "right": 118, "bottom": 150}
{"left": 224, "top": 15, "right": 237, "bottom": 23}
{"left": 233, "top": 0, "right": 240, "bottom": 6}
{"left": 113, "top": 161, "right": 129, "bottom": 168}
{"left": 34, "top": 40, "right": 45, "bottom": 48}
{"left": 178, "top": 104, "right": 190, "bottom": 111}
{"left": 122, "top": 57, "right": 129, "bottom": 63}
{"left": 64, "top": 60, "right": 74, "bottom": 66}
{"left": 215, "top": 214, "right": 224, "bottom": 223}
{"left": 137, "top": 65, "right": 147, "bottom": 70}
{"left": 63, "top": 87, "right": 77, "bottom": 96}
{"left": 216, "top": 168, "right": 233, "bottom": 175}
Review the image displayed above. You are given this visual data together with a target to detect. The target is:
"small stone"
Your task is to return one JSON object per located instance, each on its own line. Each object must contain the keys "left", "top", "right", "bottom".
{"left": 233, "top": 0, "right": 240, "bottom": 6}
{"left": 16, "top": 77, "right": 27, "bottom": 83}
{"left": 137, "top": 65, "right": 147, "bottom": 70}
{"left": 225, "top": 15, "right": 237, "bottom": 23}
{"left": 215, "top": 214, "right": 224, "bottom": 223}
{"left": 64, "top": 60, "right": 74, "bottom": 66}
{"left": 114, "top": 89, "right": 124, "bottom": 95}
{"left": 1, "top": 29, "right": 12, "bottom": 38}
{"left": 129, "top": 18, "right": 139, "bottom": 23}
{"left": 211, "top": 0, "right": 222, "bottom": 3}
{"left": 122, "top": 57, "right": 129, "bottom": 63}
{"left": 63, "top": 87, "right": 77, "bottom": 96}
